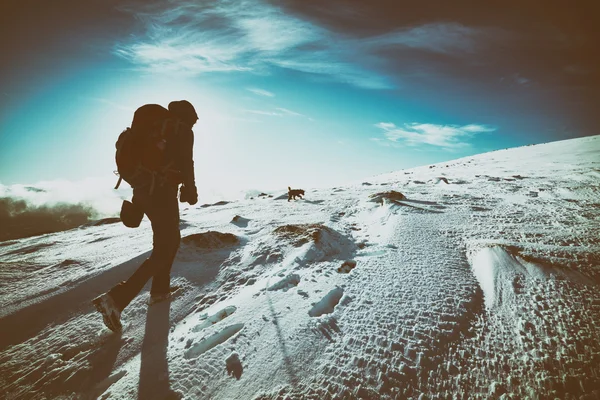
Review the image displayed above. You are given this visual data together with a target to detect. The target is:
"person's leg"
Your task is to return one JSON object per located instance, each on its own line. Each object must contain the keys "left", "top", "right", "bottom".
{"left": 108, "top": 186, "right": 180, "bottom": 311}
{"left": 149, "top": 191, "right": 180, "bottom": 296}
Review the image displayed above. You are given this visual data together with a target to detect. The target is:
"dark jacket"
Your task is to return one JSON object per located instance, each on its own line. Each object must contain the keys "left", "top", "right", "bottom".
{"left": 131, "top": 104, "right": 196, "bottom": 190}
{"left": 170, "top": 122, "right": 195, "bottom": 189}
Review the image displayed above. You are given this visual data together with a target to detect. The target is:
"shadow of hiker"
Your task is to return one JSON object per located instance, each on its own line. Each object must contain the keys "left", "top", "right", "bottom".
{"left": 1, "top": 233, "right": 241, "bottom": 350}
{"left": 0, "top": 251, "right": 151, "bottom": 350}
{"left": 266, "top": 291, "right": 299, "bottom": 388}
{"left": 11, "top": 330, "right": 125, "bottom": 399}
{"left": 81, "top": 334, "right": 126, "bottom": 399}
{"left": 138, "top": 300, "right": 180, "bottom": 400}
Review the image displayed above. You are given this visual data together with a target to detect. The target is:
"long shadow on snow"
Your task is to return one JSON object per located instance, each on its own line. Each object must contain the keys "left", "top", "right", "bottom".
{"left": 0, "top": 328, "right": 124, "bottom": 399}
{"left": 0, "top": 251, "right": 150, "bottom": 349}
{"left": 266, "top": 290, "right": 300, "bottom": 388}
{"left": 0, "top": 236, "right": 242, "bottom": 350}
{"left": 78, "top": 335, "right": 125, "bottom": 400}
{"left": 138, "top": 300, "right": 174, "bottom": 400}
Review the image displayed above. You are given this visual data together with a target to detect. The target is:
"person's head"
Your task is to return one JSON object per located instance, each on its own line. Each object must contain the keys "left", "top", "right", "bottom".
{"left": 168, "top": 100, "right": 198, "bottom": 128}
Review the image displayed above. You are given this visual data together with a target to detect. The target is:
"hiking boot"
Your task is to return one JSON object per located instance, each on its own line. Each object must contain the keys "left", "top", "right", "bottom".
{"left": 93, "top": 293, "right": 122, "bottom": 333}
{"left": 148, "top": 285, "right": 182, "bottom": 305}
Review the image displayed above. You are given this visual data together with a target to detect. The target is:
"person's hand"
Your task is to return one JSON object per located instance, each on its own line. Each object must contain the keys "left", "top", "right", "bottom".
{"left": 179, "top": 185, "right": 198, "bottom": 205}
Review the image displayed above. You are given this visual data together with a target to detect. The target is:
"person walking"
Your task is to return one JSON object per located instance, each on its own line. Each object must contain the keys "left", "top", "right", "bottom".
{"left": 93, "top": 100, "right": 199, "bottom": 333}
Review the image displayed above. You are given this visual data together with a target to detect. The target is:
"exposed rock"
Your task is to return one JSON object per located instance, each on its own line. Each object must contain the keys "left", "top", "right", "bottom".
{"left": 272, "top": 223, "right": 357, "bottom": 261}
{"left": 226, "top": 352, "right": 243, "bottom": 379}
{"left": 200, "top": 201, "right": 230, "bottom": 208}
{"left": 368, "top": 191, "right": 406, "bottom": 204}
{"left": 87, "top": 217, "right": 121, "bottom": 226}
{"left": 273, "top": 223, "right": 329, "bottom": 246}
{"left": 182, "top": 231, "right": 239, "bottom": 248}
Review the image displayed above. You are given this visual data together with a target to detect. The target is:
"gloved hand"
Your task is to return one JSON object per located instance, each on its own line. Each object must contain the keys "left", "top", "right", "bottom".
{"left": 179, "top": 185, "right": 198, "bottom": 205}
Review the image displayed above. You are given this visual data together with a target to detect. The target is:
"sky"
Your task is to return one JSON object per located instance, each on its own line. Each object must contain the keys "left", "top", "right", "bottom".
{"left": 1, "top": 0, "right": 598, "bottom": 197}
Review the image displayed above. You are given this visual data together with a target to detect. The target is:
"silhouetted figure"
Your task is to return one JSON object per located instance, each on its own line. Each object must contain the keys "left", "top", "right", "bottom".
{"left": 93, "top": 100, "right": 199, "bottom": 333}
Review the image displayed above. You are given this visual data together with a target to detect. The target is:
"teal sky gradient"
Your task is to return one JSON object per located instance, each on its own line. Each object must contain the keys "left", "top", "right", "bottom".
{"left": 1, "top": 0, "right": 598, "bottom": 194}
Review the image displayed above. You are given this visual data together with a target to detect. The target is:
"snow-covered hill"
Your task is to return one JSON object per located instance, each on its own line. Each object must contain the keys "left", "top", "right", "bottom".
{"left": 1, "top": 135, "right": 599, "bottom": 399}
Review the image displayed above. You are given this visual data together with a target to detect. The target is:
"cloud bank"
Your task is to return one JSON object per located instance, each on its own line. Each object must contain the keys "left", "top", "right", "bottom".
{"left": 0, "top": 178, "right": 126, "bottom": 241}
{"left": 375, "top": 122, "right": 496, "bottom": 149}
{"left": 0, "top": 198, "right": 98, "bottom": 241}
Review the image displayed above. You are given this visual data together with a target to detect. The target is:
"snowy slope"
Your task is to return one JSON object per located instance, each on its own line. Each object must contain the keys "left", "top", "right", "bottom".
{"left": 1, "top": 135, "right": 599, "bottom": 400}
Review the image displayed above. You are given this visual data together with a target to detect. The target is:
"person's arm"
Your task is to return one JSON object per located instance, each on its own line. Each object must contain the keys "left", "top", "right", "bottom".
{"left": 180, "top": 127, "right": 195, "bottom": 188}
{"left": 179, "top": 127, "right": 198, "bottom": 204}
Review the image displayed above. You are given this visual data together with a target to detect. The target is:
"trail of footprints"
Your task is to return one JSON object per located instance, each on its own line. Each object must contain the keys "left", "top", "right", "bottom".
{"left": 184, "top": 306, "right": 243, "bottom": 359}
{"left": 177, "top": 192, "right": 418, "bottom": 391}
{"left": 254, "top": 212, "right": 485, "bottom": 399}
{"left": 183, "top": 266, "right": 354, "bottom": 356}
{"left": 181, "top": 257, "right": 357, "bottom": 367}
{"left": 178, "top": 194, "right": 475, "bottom": 398}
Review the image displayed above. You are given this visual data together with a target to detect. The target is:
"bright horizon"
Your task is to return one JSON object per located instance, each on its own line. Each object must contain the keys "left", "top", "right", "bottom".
{"left": 1, "top": 1, "right": 598, "bottom": 203}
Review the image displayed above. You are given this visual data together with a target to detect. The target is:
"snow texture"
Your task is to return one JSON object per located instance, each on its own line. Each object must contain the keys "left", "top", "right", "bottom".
{"left": 1, "top": 135, "right": 600, "bottom": 399}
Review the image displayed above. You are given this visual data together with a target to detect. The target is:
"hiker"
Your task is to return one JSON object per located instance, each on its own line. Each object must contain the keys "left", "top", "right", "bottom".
{"left": 93, "top": 100, "right": 199, "bottom": 333}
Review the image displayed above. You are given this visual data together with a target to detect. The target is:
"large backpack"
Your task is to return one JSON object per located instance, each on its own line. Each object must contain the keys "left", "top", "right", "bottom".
{"left": 114, "top": 104, "right": 183, "bottom": 192}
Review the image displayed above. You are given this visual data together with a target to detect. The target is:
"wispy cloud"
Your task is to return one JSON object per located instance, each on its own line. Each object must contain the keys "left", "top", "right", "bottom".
{"left": 375, "top": 122, "right": 496, "bottom": 149}
{"left": 246, "top": 87, "right": 275, "bottom": 97}
{"left": 115, "top": 1, "right": 496, "bottom": 89}
{"left": 244, "top": 109, "right": 281, "bottom": 116}
{"left": 274, "top": 107, "right": 303, "bottom": 117}
{"left": 365, "top": 23, "right": 484, "bottom": 54}
{"left": 243, "top": 107, "right": 307, "bottom": 118}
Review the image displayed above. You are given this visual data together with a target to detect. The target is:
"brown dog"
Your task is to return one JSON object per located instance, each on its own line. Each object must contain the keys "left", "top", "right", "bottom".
{"left": 288, "top": 186, "right": 305, "bottom": 201}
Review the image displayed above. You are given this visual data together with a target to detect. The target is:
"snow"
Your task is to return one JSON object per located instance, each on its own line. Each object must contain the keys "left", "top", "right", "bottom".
{"left": 1, "top": 135, "right": 600, "bottom": 399}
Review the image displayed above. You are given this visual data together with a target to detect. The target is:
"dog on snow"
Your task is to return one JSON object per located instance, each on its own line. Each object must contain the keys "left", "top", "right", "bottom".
{"left": 287, "top": 187, "right": 305, "bottom": 201}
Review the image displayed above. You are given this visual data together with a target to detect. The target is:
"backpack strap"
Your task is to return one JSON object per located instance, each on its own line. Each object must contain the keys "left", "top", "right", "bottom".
{"left": 160, "top": 118, "right": 183, "bottom": 138}
{"left": 148, "top": 172, "right": 156, "bottom": 195}
{"left": 160, "top": 118, "right": 170, "bottom": 136}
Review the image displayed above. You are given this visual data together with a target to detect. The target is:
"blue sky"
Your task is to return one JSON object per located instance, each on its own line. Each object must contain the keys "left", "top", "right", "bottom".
{"left": 1, "top": 0, "right": 598, "bottom": 194}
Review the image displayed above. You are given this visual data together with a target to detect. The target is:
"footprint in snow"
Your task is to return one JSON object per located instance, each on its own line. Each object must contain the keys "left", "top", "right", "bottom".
{"left": 192, "top": 306, "right": 237, "bottom": 332}
{"left": 184, "top": 324, "right": 245, "bottom": 359}
{"left": 309, "top": 287, "right": 345, "bottom": 317}
{"left": 267, "top": 274, "right": 300, "bottom": 292}
{"left": 311, "top": 316, "right": 341, "bottom": 342}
